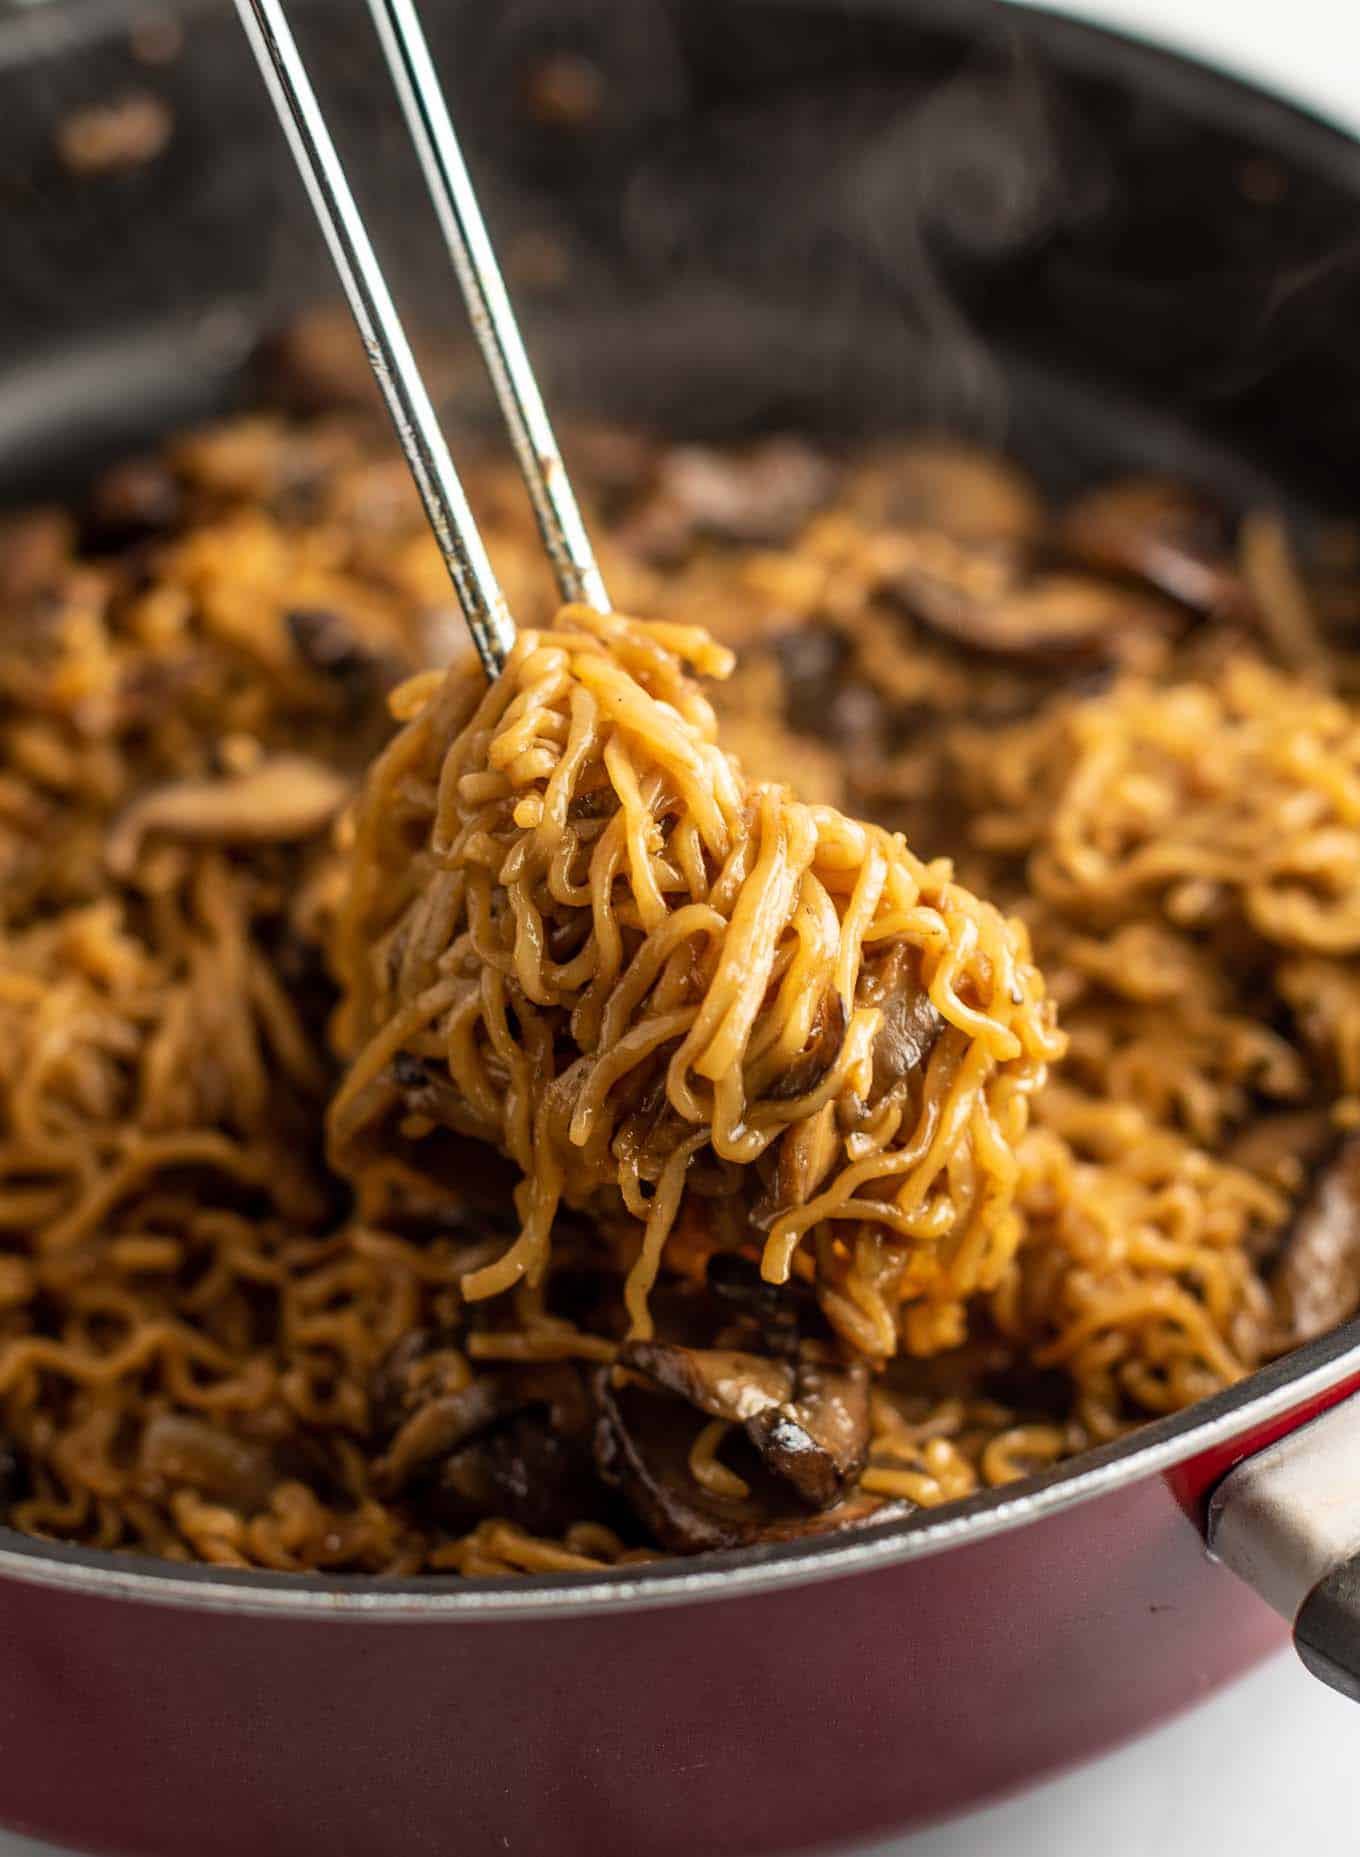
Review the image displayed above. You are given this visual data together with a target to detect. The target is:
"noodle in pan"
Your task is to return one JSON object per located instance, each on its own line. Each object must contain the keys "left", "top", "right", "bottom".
{"left": 0, "top": 363, "right": 1356, "bottom": 1572}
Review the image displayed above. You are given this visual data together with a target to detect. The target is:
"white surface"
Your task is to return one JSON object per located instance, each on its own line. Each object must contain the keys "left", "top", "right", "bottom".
{"left": 879, "top": 1651, "right": 1360, "bottom": 1857}
{"left": 1, "top": 5, "right": 1357, "bottom": 1857}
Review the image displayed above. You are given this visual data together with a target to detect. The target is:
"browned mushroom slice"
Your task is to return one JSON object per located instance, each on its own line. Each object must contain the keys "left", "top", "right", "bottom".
{"left": 594, "top": 1373, "right": 784, "bottom": 1552}
{"left": 372, "top": 1329, "right": 478, "bottom": 1434}
{"left": 594, "top": 1371, "right": 903, "bottom": 1555}
{"left": 1267, "top": 1135, "right": 1360, "bottom": 1351}
{"left": 377, "top": 1379, "right": 508, "bottom": 1495}
{"left": 745, "top": 1361, "right": 870, "bottom": 1508}
{"left": 1059, "top": 479, "right": 1244, "bottom": 616}
{"left": 849, "top": 442, "right": 1044, "bottom": 546}
{"left": 137, "top": 1413, "right": 278, "bottom": 1513}
{"left": 772, "top": 623, "right": 851, "bottom": 736}
{"left": 618, "top": 438, "right": 836, "bottom": 563}
{"left": 894, "top": 551, "right": 1171, "bottom": 662}
{"left": 370, "top": 1328, "right": 500, "bottom": 1489}
{"left": 760, "top": 1104, "right": 841, "bottom": 1226}
{"left": 617, "top": 1341, "right": 871, "bottom": 1511}
{"left": 373, "top": 1331, "right": 601, "bottom": 1535}
{"left": 620, "top": 1341, "right": 795, "bottom": 1425}
{"left": 1238, "top": 510, "right": 1331, "bottom": 682}
{"left": 260, "top": 310, "right": 383, "bottom": 414}
{"left": 425, "top": 1403, "right": 600, "bottom": 1540}
{"left": 106, "top": 756, "right": 350, "bottom": 876}
{"left": 768, "top": 991, "right": 847, "bottom": 1102}
{"left": 757, "top": 971, "right": 938, "bottom": 1232}
{"left": 859, "top": 942, "right": 945, "bottom": 1098}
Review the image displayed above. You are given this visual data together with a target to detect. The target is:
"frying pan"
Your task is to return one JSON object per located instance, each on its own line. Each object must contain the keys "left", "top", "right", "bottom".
{"left": 1, "top": 1, "right": 1359, "bottom": 1851}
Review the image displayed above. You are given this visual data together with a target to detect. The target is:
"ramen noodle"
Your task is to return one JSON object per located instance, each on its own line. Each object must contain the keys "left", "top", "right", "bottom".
{"left": 329, "top": 604, "right": 1060, "bottom": 1365}
{"left": 0, "top": 373, "right": 1356, "bottom": 1572}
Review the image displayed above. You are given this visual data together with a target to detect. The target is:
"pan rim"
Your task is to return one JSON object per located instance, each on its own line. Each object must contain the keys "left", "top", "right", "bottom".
{"left": 1, "top": 1319, "right": 1355, "bottom": 1619}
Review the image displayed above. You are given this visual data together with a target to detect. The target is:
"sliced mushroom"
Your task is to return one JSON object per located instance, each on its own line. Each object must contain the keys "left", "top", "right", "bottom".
{"left": 661, "top": 437, "right": 835, "bottom": 544}
{"left": 137, "top": 1413, "right": 277, "bottom": 1513}
{"left": 616, "top": 1340, "right": 871, "bottom": 1513}
{"left": 566, "top": 783, "right": 618, "bottom": 824}
{"left": 620, "top": 1341, "right": 795, "bottom": 1425}
{"left": 1238, "top": 509, "right": 1331, "bottom": 682}
{"left": 107, "top": 756, "right": 350, "bottom": 876}
{"left": 619, "top": 438, "right": 836, "bottom": 563}
{"left": 768, "top": 992, "right": 847, "bottom": 1102}
{"left": 859, "top": 942, "right": 945, "bottom": 1097}
{"left": 355, "top": 1138, "right": 521, "bottom": 1246}
{"left": 821, "top": 680, "right": 889, "bottom": 757}
{"left": 259, "top": 311, "right": 382, "bottom": 414}
{"left": 1267, "top": 1135, "right": 1360, "bottom": 1351}
{"left": 757, "top": 996, "right": 854, "bottom": 1225}
{"left": 595, "top": 1370, "right": 898, "bottom": 1554}
{"left": 284, "top": 603, "right": 408, "bottom": 743}
{"left": 371, "top": 1329, "right": 480, "bottom": 1441}
{"left": 892, "top": 548, "right": 1172, "bottom": 663}
{"left": 745, "top": 1361, "right": 870, "bottom": 1508}
{"left": 377, "top": 1379, "right": 507, "bottom": 1496}
{"left": 1059, "top": 479, "right": 1244, "bottom": 616}
{"left": 371, "top": 1334, "right": 602, "bottom": 1533}
{"left": 850, "top": 442, "right": 1044, "bottom": 547}
{"left": 763, "top": 1103, "right": 842, "bottom": 1222}
{"left": 594, "top": 1372, "right": 777, "bottom": 1552}
{"left": 424, "top": 1403, "right": 600, "bottom": 1540}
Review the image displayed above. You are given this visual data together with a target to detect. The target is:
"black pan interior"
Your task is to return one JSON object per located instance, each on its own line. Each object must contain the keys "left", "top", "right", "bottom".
{"left": 0, "top": 0, "right": 1358, "bottom": 521}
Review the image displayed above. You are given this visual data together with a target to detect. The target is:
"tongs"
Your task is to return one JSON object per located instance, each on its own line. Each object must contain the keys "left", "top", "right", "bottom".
{"left": 233, "top": 0, "right": 608, "bottom": 679}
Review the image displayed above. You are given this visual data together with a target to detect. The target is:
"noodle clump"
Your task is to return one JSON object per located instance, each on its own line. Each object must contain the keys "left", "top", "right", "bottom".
{"left": 329, "top": 605, "right": 1060, "bottom": 1362}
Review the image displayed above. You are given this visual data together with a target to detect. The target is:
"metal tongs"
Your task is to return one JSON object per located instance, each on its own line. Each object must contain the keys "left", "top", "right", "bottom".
{"left": 233, "top": 0, "right": 609, "bottom": 678}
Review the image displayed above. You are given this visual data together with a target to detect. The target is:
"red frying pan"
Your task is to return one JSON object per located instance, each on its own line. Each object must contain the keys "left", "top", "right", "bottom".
{"left": 0, "top": 1, "right": 1357, "bottom": 1850}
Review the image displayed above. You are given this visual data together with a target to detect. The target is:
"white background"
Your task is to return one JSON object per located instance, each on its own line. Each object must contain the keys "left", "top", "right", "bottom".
{"left": 3, "top": 3, "right": 1359, "bottom": 1855}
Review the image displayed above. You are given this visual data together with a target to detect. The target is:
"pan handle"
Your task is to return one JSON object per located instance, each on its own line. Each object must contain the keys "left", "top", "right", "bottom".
{"left": 1207, "top": 1394, "right": 1360, "bottom": 1700}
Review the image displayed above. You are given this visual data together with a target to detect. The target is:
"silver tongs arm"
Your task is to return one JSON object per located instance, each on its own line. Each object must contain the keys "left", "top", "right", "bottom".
{"left": 366, "top": 0, "right": 609, "bottom": 616}
{"left": 234, "top": 0, "right": 518, "bottom": 677}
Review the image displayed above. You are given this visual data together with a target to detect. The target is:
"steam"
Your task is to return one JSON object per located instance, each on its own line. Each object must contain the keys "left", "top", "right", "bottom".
{"left": 3, "top": 0, "right": 1354, "bottom": 512}
{"left": 572, "top": 22, "right": 1104, "bottom": 442}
